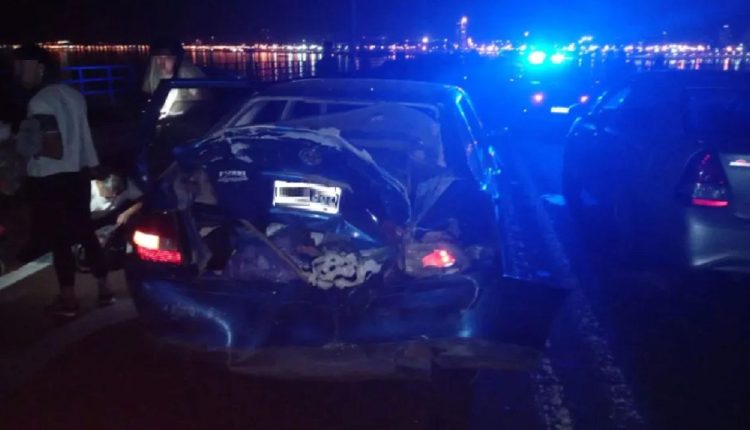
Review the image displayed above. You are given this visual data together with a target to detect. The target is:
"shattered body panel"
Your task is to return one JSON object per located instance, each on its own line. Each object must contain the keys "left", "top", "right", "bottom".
{"left": 127, "top": 80, "right": 565, "bottom": 378}
{"left": 127, "top": 269, "right": 565, "bottom": 378}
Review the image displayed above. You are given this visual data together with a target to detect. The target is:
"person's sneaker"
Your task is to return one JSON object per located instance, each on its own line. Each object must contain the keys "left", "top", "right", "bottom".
{"left": 47, "top": 296, "right": 80, "bottom": 318}
{"left": 97, "top": 292, "right": 117, "bottom": 307}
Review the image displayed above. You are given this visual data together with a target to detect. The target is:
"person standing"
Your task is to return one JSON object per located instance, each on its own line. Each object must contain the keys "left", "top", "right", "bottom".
{"left": 141, "top": 38, "right": 205, "bottom": 97}
{"left": 13, "top": 44, "right": 112, "bottom": 317}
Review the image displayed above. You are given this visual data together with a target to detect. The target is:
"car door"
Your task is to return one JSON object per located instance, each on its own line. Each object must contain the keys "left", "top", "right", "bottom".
{"left": 566, "top": 84, "right": 653, "bottom": 210}
{"left": 137, "top": 79, "right": 262, "bottom": 186}
{"left": 456, "top": 93, "right": 503, "bottom": 199}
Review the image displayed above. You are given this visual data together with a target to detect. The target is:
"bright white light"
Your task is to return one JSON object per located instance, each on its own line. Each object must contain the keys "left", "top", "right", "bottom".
{"left": 550, "top": 106, "right": 570, "bottom": 114}
{"left": 461, "top": 16, "right": 468, "bottom": 25}
{"left": 550, "top": 53, "right": 566, "bottom": 64}
{"left": 133, "top": 231, "right": 160, "bottom": 250}
{"left": 523, "top": 31, "right": 530, "bottom": 37}
{"left": 421, "top": 36, "right": 429, "bottom": 44}
{"left": 528, "top": 50, "right": 546, "bottom": 65}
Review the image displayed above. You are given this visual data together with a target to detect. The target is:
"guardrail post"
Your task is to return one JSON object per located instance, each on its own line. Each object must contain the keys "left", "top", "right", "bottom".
{"left": 106, "top": 66, "right": 114, "bottom": 103}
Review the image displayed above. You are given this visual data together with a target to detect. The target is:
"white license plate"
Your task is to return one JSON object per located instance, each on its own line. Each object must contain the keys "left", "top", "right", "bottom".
{"left": 273, "top": 180, "right": 342, "bottom": 215}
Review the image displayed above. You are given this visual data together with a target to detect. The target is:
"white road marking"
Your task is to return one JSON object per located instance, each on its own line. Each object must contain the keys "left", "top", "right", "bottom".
{"left": 512, "top": 151, "right": 645, "bottom": 429}
{"left": 499, "top": 174, "right": 575, "bottom": 430}
{"left": 534, "top": 356, "right": 575, "bottom": 430}
{"left": 0, "top": 253, "right": 52, "bottom": 292}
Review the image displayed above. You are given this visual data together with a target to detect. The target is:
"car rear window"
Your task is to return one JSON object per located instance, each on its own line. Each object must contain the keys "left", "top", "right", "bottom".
{"left": 288, "top": 101, "right": 322, "bottom": 120}
{"left": 234, "top": 100, "right": 287, "bottom": 126}
{"left": 683, "top": 88, "right": 750, "bottom": 141}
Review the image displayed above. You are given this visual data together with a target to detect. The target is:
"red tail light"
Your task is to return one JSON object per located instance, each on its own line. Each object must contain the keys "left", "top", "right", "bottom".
{"left": 421, "top": 248, "right": 457, "bottom": 268}
{"left": 132, "top": 214, "right": 183, "bottom": 264}
{"left": 133, "top": 230, "right": 183, "bottom": 264}
{"left": 680, "top": 152, "right": 730, "bottom": 208}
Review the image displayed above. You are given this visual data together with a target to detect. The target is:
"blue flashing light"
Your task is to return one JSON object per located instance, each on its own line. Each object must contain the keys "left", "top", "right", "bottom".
{"left": 550, "top": 53, "right": 566, "bottom": 64}
{"left": 527, "top": 51, "right": 547, "bottom": 65}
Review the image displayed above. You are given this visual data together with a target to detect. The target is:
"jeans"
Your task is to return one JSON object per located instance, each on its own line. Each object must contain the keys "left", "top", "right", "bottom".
{"left": 26, "top": 171, "right": 107, "bottom": 288}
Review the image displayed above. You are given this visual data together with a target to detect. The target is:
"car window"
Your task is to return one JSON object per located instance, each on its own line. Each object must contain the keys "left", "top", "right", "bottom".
{"left": 599, "top": 86, "right": 632, "bottom": 112}
{"left": 325, "top": 103, "right": 367, "bottom": 114}
{"left": 287, "top": 101, "right": 322, "bottom": 120}
{"left": 233, "top": 100, "right": 287, "bottom": 126}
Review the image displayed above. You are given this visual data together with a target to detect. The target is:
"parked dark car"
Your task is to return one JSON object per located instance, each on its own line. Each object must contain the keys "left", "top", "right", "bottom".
{"left": 126, "top": 78, "right": 565, "bottom": 379}
{"left": 563, "top": 71, "right": 750, "bottom": 273}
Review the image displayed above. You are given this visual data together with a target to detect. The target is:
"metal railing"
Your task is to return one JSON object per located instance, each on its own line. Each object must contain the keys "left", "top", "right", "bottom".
{"left": 61, "top": 65, "right": 136, "bottom": 101}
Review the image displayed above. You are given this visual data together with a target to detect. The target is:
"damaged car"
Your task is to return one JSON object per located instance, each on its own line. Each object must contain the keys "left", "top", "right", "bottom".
{"left": 126, "top": 79, "right": 566, "bottom": 379}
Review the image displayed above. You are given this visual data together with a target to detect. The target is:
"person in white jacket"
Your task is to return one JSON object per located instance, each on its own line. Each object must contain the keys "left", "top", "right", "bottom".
{"left": 13, "top": 44, "right": 112, "bottom": 317}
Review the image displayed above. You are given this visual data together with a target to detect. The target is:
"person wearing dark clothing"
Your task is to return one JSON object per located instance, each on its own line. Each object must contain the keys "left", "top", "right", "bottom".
{"left": 11, "top": 44, "right": 111, "bottom": 317}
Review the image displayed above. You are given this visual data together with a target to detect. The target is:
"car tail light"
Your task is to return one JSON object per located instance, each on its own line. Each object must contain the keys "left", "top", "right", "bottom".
{"left": 679, "top": 151, "right": 730, "bottom": 208}
{"left": 132, "top": 214, "right": 183, "bottom": 264}
{"left": 404, "top": 242, "right": 464, "bottom": 277}
{"left": 531, "top": 92, "right": 545, "bottom": 105}
{"left": 579, "top": 94, "right": 590, "bottom": 104}
{"left": 421, "top": 248, "right": 457, "bottom": 269}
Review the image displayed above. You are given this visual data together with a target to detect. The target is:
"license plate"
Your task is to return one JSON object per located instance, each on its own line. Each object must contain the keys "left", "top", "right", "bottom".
{"left": 273, "top": 180, "right": 342, "bottom": 215}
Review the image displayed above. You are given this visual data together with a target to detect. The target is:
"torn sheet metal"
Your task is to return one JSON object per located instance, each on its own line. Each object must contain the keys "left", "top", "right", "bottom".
{"left": 277, "top": 103, "right": 444, "bottom": 164}
{"left": 208, "top": 221, "right": 388, "bottom": 289}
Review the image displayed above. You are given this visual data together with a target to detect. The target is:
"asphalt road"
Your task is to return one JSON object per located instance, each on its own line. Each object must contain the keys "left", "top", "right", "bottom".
{"left": 0, "top": 129, "right": 749, "bottom": 430}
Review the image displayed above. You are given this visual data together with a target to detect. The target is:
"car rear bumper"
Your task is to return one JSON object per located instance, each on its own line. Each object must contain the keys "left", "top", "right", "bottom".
{"left": 685, "top": 210, "right": 750, "bottom": 273}
{"left": 126, "top": 268, "right": 565, "bottom": 377}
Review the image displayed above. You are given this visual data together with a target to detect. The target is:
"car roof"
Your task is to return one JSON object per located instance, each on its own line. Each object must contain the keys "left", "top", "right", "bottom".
{"left": 255, "top": 78, "right": 463, "bottom": 105}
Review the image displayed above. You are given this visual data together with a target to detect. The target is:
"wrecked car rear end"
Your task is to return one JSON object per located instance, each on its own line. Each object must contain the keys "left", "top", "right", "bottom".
{"left": 126, "top": 105, "right": 565, "bottom": 379}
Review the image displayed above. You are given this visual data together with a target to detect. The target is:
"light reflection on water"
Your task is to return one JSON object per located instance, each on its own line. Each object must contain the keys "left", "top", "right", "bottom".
{"left": 42, "top": 47, "right": 393, "bottom": 82}
{"left": 36, "top": 47, "right": 750, "bottom": 82}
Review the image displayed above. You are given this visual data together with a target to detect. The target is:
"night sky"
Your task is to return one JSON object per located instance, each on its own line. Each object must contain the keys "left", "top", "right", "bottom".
{"left": 2, "top": 0, "right": 750, "bottom": 44}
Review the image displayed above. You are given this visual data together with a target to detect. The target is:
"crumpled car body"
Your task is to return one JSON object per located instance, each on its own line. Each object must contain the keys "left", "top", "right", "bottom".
{"left": 126, "top": 90, "right": 565, "bottom": 380}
